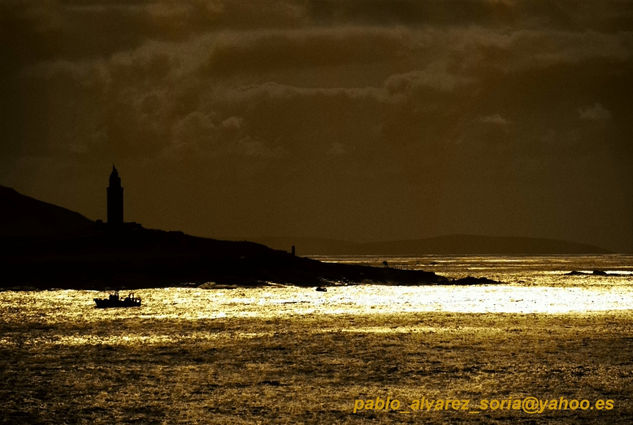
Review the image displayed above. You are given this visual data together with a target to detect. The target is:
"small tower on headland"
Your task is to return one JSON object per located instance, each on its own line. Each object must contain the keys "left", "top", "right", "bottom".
{"left": 107, "top": 165, "right": 123, "bottom": 225}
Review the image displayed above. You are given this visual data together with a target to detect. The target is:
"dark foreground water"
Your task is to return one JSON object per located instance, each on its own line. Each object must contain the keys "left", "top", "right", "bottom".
{"left": 1, "top": 255, "right": 632, "bottom": 424}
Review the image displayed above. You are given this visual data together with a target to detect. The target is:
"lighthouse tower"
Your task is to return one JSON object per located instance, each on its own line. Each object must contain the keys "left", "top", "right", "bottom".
{"left": 107, "top": 165, "right": 124, "bottom": 225}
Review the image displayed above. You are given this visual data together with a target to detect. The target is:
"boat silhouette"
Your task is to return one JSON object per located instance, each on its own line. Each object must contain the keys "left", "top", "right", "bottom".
{"left": 94, "top": 291, "right": 141, "bottom": 308}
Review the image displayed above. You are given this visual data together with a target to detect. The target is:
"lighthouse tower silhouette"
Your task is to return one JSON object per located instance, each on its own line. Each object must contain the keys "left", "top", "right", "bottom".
{"left": 107, "top": 165, "right": 123, "bottom": 225}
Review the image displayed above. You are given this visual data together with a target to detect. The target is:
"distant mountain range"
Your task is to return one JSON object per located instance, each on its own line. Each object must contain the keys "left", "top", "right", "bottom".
{"left": 0, "top": 184, "right": 608, "bottom": 256}
{"left": 253, "top": 235, "right": 609, "bottom": 255}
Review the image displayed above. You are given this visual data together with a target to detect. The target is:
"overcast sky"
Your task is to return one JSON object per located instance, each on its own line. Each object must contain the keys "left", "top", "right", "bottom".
{"left": 1, "top": 0, "right": 632, "bottom": 251}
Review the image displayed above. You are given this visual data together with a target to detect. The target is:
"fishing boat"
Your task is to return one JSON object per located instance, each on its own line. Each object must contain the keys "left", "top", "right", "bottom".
{"left": 94, "top": 291, "right": 141, "bottom": 308}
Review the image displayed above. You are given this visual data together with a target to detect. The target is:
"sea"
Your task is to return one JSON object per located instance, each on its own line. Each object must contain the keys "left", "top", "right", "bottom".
{"left": 1, "top": 255, "right": 632, "bottom": 424}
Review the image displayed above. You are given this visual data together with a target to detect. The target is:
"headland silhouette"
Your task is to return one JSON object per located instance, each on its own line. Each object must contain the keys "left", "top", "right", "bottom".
{"left": 0, "top": 168, "right": 499, "bottom": 290}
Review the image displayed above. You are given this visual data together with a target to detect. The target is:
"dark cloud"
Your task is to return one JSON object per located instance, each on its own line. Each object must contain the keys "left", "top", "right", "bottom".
{"left": 1, "top": 0, "right": 632, "bottom": 250}
{"left": 306, "top": 0, "right": 633, "bottom": 32}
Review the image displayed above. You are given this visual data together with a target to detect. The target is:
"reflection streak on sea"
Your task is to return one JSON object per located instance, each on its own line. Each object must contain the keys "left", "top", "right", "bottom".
{"left": 1, "top": 255, "right": 632, "bottom": 348}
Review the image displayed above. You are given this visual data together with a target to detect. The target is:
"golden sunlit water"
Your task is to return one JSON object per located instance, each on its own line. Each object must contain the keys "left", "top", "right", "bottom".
{"left": 1, "top": 255, "right": 632, "bottom": 423}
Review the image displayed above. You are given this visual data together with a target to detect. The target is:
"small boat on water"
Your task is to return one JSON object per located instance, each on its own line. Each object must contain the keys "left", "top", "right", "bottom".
{"left": 94, "top": 291, "right": 141, "bottom": 308}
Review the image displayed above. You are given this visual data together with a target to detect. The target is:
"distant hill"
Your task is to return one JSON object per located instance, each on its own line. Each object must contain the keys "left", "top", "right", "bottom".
{"left": 0, "top": 185, "right": 94, "bottom": 237}
{"left": 253, "top": 235, "right": 610, "bottom": 255}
